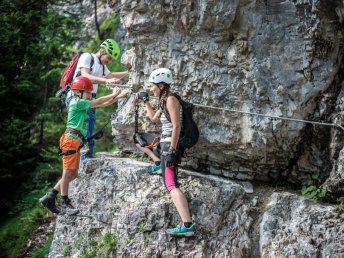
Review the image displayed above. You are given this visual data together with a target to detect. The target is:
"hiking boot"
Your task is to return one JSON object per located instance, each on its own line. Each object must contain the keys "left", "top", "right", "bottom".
{"left": 166, "top": 223, "right": 195, "bottom": 237}
{"left": 60, "top": 198, "right": 79, "bottom": 215}
{"left": 147, "top": 164, "right": 161, "bottom": 175}
{"left": 39, "top": 192, "right": 59, "bottom": 214}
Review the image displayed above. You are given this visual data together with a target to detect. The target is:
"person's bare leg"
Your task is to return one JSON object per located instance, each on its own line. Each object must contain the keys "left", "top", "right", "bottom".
{"left": 170, "top": 188, "right": 191, "bottom": 222}
{"left": 54, "top": 172, "right": 78, "bottom": 193}
{"left": 53, "top": 179, "right": 62, "bottom": 192}
{"left": 60, "top": 169, "right": 78, "bottom": 196}
{"left": 59, "top": 169, "right": 79, "bottom": 215}
{"left": 136, "top": 144, "right": 160, "bottom": 162}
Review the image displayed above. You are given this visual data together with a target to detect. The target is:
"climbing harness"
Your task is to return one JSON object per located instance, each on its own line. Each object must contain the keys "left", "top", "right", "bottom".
{"left": 107, "top": 83, "right": 162, "bottom": 150}
{"left": 59, "top": 128, "right": 85, "bottom": 156}
{"left": 59, "top": 89, "right": 133, "bottom": 156}
{"left": 133, "top": 102, "right": 160, "bottom": 148}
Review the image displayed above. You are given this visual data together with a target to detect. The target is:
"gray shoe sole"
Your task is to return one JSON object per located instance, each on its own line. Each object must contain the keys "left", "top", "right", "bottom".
{"left": 148, "top": 170, "right": 162, "bottom": 175}
{"left": 166, "top": 231, "right": 195, "bottom": 237}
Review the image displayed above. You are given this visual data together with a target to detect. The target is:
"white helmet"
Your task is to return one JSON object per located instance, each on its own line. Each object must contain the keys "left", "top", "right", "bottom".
{"left": 149, "top": 68, "right": 173, "bottom": 84}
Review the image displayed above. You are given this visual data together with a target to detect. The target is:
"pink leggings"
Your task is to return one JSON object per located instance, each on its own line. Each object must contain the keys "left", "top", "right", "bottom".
{"left": 160, "top": 142, "right": 179, "bottom": 192}
{"left": 165, "top": 166, "right": 178, "bottom": 191}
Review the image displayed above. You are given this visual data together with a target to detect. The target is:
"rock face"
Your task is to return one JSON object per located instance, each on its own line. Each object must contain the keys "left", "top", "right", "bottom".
{"left": 48, "top": 155, "right": 344, "bottom": 258}
{"left": 109, "top": 0, "right": 344, "bottom": 194}
{"left": 261, "top": 192, "right": 344, "bottom": 258}
{"left": 48, "top": 1, "right": 344, "bottom": 256}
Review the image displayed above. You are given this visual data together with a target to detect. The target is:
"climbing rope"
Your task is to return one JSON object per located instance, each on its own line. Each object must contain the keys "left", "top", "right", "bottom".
{"left": 87, "top": 86, "right": 133, "bottom": 141}
{"left": 106, "top": 83, "right": 132, "bottom": 89}
{"left": 106, "top": 83, "right": 344, "bottom": 132}
{"left": 193, "top": 103, "right": 344, "bottom": 132}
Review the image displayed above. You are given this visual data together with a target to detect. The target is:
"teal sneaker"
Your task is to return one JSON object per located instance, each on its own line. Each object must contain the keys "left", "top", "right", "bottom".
{"left": 166, "top": 223, "right": 195, "bottom": 237}
{"left": 147, "top": 164, "right": 161, "bottom": 175}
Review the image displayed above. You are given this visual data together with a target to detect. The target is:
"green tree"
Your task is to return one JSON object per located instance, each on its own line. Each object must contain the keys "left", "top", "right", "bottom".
{"left": 0, "top": 0, "right": 82, "bottom": 215}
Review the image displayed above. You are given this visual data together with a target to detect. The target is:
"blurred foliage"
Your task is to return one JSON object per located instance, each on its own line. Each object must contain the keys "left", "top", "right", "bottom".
{"left": 335, "top": 202, "right": 344, "bottom": 214}
{"left": 0, "top": 187, "right": 52, "bottom": 258}
{"left": 30, "top": 235, "right": 53, "bottom": 258}
{"left": 0, "top": 0, "right": 125, "bottom": 256}
{"left": 0, "top": 0, "right": 82, "bottom": 215}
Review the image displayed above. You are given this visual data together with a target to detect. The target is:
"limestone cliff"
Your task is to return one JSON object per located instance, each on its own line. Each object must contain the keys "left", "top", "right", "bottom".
{"left": 48, "top": 1, "right": 344, "bottom": 257}
{"left": 49, "top": 155, "right": 344, "bottom": 257}
{"left": 109, "top": 0, "right": 344, "bottom": 197}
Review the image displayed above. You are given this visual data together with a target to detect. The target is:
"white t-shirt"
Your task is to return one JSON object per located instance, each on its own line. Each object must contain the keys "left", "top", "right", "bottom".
{"left": 71, "top": 53, "right": 110, "bottom": 94}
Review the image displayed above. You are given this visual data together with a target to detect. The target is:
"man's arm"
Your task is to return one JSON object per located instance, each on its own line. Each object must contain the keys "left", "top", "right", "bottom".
{"left": 80, "top": 67, "right": 122, "bottom": 84}
{"left": 105, "top": 71, "right": 128, "bottom": 80}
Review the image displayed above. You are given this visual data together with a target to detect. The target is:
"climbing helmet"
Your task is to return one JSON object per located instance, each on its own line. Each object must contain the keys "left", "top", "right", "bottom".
{"left": 71, "top": 76, "right": 93, "bottom": 92}
{"left": 100, "top": 39, "right": 120, "bottom": 60}
{"left": 149, "top": 68, "right": 173, "bottom": 85}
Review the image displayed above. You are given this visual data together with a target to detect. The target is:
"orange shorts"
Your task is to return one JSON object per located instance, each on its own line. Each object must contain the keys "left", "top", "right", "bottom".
{"left": 60, "top": 134, "right": 83, "bottom": 170}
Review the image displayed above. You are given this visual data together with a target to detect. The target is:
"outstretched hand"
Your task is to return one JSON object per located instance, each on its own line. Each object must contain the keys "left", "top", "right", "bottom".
{"left": 112, "top": 87, "right": 121, "bottom": 96}
{"left": 106, "top": 77, "right": 121, "bottom": 84}
{"left": 117, "top": 90, "right": 129, "bottom": 99}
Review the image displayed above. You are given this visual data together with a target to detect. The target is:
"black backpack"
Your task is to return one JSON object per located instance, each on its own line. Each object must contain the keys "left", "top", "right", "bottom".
{"left": 164, "top": 94, "right": 199, "bottom": 154}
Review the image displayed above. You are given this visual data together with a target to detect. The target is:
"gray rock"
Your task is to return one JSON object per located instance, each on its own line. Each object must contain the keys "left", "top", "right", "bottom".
{"left": 107, "top": 0, "right": 344, "bottom": 195}
{"left": 49, "top": 155, "right": 344, "bottom": 257}
{"left": 260, "top": 192, "right": 344, "bottom": 258}
{"left": 49, "top": 155, "right": 253, "bottom": 257}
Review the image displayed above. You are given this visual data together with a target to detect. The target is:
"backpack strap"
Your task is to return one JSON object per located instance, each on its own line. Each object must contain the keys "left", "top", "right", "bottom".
{"left": 75, "top": 53, "right": 94, "bottom": 77}
{"left": 163, "top": 93, "right": 181, "bottom": 122}
{"left": 89, "top": 53, "right": 94, "bottom": 72}
{"left": 134, "top": 103, "right": 139, "bottom": 134}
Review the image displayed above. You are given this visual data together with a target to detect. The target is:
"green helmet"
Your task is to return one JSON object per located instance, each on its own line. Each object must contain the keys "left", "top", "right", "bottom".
{"left": 100, "top": 39, "right": 120, "bottom": 60}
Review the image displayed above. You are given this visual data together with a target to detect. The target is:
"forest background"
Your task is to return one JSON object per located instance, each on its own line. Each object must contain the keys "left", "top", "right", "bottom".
{"left": 0, "top": 0, "right": 125, "bottom": 257}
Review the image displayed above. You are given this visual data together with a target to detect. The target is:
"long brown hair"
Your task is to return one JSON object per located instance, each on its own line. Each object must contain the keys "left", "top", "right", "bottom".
{"left": 158, "top": 82, "right": 171, "bottom": 109}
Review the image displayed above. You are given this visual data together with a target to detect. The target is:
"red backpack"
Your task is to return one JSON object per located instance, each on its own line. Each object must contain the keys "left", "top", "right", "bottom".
{"left": 60, "top": 52, "right": 94, "bottom": 88}
{"left": 55, "top": 52, "right": 94, "bottom": 100}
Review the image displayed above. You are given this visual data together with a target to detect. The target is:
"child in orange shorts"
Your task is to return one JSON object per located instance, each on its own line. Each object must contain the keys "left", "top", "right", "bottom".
{"left": 39, "top": 76, "right": 128, "bottom": 215}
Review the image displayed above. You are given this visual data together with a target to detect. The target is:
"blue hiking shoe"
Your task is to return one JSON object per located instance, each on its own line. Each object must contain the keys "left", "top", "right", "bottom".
{"left": 147, "top": 164, "right": 161, "bottom": 175}
{"left": 80, "top": 150, "right": 94, "bottom": 161}
{"left": 166, "top": 223, "right": 195, "bottom": 237}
